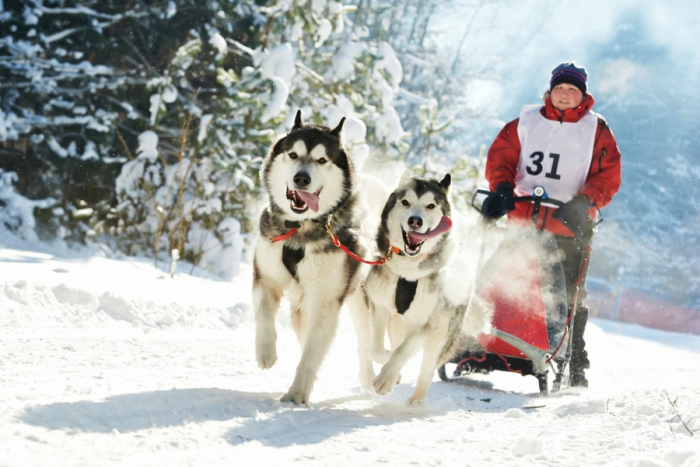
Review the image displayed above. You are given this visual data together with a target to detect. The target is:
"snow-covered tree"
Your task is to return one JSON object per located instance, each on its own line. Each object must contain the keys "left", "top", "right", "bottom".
{"left": 0, "top": 0, "right": 273, "bottom": 276}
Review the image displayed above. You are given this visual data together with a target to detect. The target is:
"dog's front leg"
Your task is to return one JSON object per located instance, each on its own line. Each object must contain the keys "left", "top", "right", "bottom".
{"left": 253, "top": 249, "right": 285, "bottom": 369}
{"left": 346, "top": 285, "right": 376, "bottom": 391}
{"left": 406, "top": 330, "right": 446, "bottom": 406}
{"left": 281, "top": 297, "right": 341, "bottom": 405}
{"left": 369, "top": 302, "right": 393, "bottom": 365}
{"left": 373, "top": 328, "right": 428, "bottom": 395}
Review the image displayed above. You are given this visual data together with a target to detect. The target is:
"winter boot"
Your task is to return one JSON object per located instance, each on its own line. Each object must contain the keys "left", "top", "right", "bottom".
{"left": 570, "top": 372, "right": 589, "bottom": 388}
{"left": 569, "top": 305, "right": 590, "bottom": 387}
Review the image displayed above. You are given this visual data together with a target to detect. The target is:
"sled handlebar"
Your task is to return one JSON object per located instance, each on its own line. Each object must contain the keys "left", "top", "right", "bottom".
{"left": 470, "top": 188, "right": 604, "bottom": 234}
{"left": 470, "top": 188, "right": 566, "bottom": 214}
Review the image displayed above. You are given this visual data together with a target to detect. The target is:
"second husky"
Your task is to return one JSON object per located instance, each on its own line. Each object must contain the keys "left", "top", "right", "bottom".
{"left": 366, "top": 171, "right": 490, "bottom": 405}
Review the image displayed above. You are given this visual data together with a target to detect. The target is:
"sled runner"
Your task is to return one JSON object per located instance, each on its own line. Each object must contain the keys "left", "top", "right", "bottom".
{"left": 438, "top": 188, "right": 596, "bottom": 396}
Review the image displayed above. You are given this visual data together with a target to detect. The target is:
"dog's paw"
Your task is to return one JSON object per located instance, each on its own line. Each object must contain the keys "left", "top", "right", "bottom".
{"left": 405, "top": 396, "right": 425, "bottom": 407}
{"left": 358, "top": 363, "right": 376, "bottom": 392}
{"left": 255, "top": 342, "right": 277, "bottom": 369}
{"left": 372, "top": 368, "right": 399, "bottom": 395}
{"left": 280, "top": 391, "right": 308, "bottom": 405}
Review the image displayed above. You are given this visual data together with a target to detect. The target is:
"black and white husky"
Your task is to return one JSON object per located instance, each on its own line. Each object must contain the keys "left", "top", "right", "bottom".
{"left": 366, "top": 171, "right": 491, "bottom": 405}
{"left": 253, "top": 110, "right": 374, "bottom": 405}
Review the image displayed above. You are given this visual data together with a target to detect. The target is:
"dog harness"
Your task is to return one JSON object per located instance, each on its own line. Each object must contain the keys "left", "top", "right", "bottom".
{"left": 395, "top": 277, "right": 418, "bottom": 315}
{"left": 282, "top": 245, "right": 304, "bottom": 278}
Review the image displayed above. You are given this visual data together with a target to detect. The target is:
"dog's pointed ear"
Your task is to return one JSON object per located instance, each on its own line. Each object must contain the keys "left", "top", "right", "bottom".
{"left": 293, "top": 109, "right": 303, "bottom": 130}
{"left": 330, "top": 117, "right": 346, "bottom": 142}
{"left": 439, "top": 173, "right": 451, "bottom": 191}
{"left": 399, "top": 169, "right": 412, "bottom": 186}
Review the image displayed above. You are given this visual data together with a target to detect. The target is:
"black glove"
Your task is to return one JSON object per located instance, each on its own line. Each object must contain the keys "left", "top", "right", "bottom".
{"left": 481, "top": 183, "right": 515, "bottom": 219}
{"left": 552, "top": 194, "right": 595, "bottom": 244}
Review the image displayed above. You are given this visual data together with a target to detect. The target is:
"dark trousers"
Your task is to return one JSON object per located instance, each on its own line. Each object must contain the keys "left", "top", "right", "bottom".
{"left": 554, "top": 235, "right": 591, "bottom": 374}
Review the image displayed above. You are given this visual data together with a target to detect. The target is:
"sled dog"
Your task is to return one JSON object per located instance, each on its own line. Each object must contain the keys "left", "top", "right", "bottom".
{"left": 366, "top": 171, "right": 490, "bottom": 405}
{"left": 253, "top": 110, "right": 374, "bottom": 405}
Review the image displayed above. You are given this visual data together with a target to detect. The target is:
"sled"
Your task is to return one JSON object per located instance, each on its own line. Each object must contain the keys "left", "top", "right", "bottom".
{"left": 438, "top": 188, "right": 595, "bottom": 396}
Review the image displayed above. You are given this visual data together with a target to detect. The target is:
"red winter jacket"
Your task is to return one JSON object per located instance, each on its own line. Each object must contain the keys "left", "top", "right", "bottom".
{"left": 485, "top": 93, "right": 621, "bottom": 236}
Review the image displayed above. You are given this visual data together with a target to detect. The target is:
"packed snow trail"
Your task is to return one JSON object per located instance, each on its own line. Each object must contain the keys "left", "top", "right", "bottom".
{"left": 1, "top": 246, "right": 699, "bottom": 466}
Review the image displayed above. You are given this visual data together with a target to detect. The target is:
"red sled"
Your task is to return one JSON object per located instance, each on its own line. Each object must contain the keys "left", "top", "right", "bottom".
{"left": 438, "top": 190, "right": 593, "bottom": 396}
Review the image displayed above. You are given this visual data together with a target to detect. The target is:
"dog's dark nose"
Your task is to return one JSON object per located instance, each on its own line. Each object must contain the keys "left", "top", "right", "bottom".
{"left": 408, "top": 216, "right": 423, "bottom": 229}
{"left": 293, "top": 171, "right": 311, "bottom": 188}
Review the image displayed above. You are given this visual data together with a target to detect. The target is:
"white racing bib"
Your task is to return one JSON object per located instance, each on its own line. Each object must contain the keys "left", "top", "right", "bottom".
{"left": 515, "top": 104, "right": 597, "bottom": 204}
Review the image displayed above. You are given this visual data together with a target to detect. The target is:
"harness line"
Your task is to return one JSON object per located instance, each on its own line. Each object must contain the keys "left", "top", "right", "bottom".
{"left": 268, "top": 215, "right": 401, "bottom": 266}
{"left": 324, "top": 214, "right": 404, "bottom": 266}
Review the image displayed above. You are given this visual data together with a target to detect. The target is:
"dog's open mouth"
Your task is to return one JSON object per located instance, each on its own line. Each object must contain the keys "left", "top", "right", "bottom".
{"left": 402, "top": 229, "right": 424, "bottom": 256}
{"left": 402, "top": 216, "right": 453, "bottom": 256}
{"left": 286, "top": 188, "right": 321, "bottom": 213}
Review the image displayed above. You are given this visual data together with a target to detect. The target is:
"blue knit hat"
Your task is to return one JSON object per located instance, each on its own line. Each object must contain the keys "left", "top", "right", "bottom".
{"left": 550, "top": 62, "right": 588, "bottom": 94}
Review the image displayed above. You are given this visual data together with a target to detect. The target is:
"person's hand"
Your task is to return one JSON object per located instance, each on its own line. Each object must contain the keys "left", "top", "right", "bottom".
{"left": 481, "top": 183, "right": 515, "bottom": 219}
{"left": 552, "top": 194, "right": 595, "bottom": 243}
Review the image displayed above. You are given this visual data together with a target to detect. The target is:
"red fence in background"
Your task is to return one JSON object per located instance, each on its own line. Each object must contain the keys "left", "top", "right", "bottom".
{"left": 588, "top": 288, "right": 700, "bottom": 335}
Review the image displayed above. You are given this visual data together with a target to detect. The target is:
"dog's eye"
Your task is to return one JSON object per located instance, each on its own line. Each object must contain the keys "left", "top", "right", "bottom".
{"left": 426, "top": 203, "right": 436, "bottom": 210}
{"left": 317, "top": 158, "right": 327, "bottom": 165}
{"left": 288, "top": 152, "right": 298, "bottom": 159}
{"left": 401, "top": 200, "right": 409, "bottom": 207}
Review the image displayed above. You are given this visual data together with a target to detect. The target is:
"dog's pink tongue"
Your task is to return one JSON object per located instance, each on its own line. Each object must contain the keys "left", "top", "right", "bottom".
{"left": 406, "top": 216, "right": 452, "bottom": 244}
{"left": 295, "top": 190, "right": 320, "bottom": 213}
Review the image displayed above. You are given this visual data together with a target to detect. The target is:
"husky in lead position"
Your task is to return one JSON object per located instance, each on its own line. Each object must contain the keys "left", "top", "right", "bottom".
{"left": 366, "top": 171, "right": 490, "bottom": 405}
{"left": 253, "top": 110, "right": 374, "bottom": 405}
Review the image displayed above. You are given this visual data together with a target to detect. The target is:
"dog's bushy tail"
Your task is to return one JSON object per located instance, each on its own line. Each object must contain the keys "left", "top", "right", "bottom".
{"left": 461, "top": 294, "right": 494, "bottom": 337}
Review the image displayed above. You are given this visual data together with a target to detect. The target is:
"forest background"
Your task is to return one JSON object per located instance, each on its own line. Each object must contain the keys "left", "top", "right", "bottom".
{"left": 1, "top": 0, "right": 698, "bottom": 307}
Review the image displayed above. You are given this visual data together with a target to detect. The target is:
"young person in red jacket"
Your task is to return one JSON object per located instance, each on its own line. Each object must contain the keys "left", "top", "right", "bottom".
{"left": 481, "top": 62, "right": 621, "bottom": 387}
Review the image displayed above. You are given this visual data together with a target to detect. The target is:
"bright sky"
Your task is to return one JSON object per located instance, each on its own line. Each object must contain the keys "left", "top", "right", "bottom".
{"left": 431, "top": 0, "right": 700, "bottom": 113}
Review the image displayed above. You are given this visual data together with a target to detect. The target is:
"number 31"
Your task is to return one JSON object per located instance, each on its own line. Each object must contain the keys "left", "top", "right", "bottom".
{"left": 526, "top": 152, "right": 561, "bottom": 180}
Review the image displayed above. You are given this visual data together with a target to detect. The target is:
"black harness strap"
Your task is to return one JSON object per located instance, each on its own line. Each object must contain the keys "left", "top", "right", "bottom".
{"left": 282, "top": 245, "right": 305, "bottom": 278}
{"left": 395, "top": 277, "right": 418, "bottom": 315}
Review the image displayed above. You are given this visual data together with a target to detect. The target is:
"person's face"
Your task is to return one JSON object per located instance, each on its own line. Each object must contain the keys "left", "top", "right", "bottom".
{"left": 550, "top": 83, "right": 584, "bottom": 110}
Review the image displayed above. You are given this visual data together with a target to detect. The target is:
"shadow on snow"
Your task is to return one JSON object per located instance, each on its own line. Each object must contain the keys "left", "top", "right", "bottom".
{"left": 18, "top": 387, "right": 441, "bottom": 446}
{"left": 18, "top": 381, "right": 545, "bottom": 446}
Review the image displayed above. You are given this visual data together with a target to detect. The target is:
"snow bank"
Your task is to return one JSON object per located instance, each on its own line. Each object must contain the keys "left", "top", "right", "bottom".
{"left": 0, "top": 247, "right": 252, "bottom": 331}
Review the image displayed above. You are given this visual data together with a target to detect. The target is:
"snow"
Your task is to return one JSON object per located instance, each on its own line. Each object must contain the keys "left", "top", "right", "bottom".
{"left": 197, "top": 114, "right": 214, "bottom": 143}
{"left": 314, "top": 19, "right": 333, "bottom": 48}
{"left": 328, "top": 41, "right": 366, "bottom": 82}
{"left": 375, "top": 107, "right": 404, "bottom": 145}
{"left": 209, "top": 33, "right": 227, "bottom": 55}
{"left": 166, "top": 1, "right": 176, "bottom": 19}
{"left": 257, "top": 43, "right": 296, "bottom": 86}
{"left": 135, "top": 131, "right": 159, "bottom": 163}
{"left": 374, "top": 42, "right": 402, "bottom": 92}
{"left": 148, "top": 94, "right": 162, "bottom": 125}
{"left": 0, "top": 171, "right": 55, "bottom": 242}
{"left": 161, "top": 85, "right": 178, "bottom": 104}
{"left": 2, "top": 231, "right": 700, "bottom": 466}
{"left": 260, "top": 76, "right": 289, "bottom": 123}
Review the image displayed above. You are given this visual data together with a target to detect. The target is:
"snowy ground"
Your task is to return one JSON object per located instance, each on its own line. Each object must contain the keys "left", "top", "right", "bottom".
{"left": 1, "top": 238, "right": 700, "bottom": 467}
